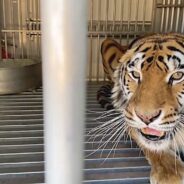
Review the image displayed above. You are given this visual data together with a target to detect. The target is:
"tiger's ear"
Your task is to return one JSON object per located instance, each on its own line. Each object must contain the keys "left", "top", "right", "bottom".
{"left": 101, "top": 39, "right": 128, "bottom": 82}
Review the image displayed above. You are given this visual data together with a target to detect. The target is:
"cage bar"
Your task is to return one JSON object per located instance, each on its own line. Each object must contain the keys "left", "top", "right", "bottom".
{"left": 41, "top": 0, "right": 87, "bottom": 183}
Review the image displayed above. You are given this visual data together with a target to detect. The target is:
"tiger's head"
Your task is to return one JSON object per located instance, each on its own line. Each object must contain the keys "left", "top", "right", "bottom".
{"left": 112, "top": 33, "right": 184, "bottom": 152}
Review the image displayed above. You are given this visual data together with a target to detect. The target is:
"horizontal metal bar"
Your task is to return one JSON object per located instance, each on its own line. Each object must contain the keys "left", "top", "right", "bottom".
{"left": 85, "top": 156, "right": 146, "bottom": 162}
{"left": 157, "top": 4, "right": 184, "bottom": 8}
{"left": 85, "top": 148, "right": 140, "bottom": 153}
{"left": 0, "top": 137, "right": 43, "bottom": 145}
{"left": 87, "top": 32, "right": 150, "bottom": 36}
{"left": 83, "top": 177, "right": 150, "bottom": 184}
{"left": 85, "top": 166, "right": 150, "bottom": 174}
{"left": 0, "top": 95, "right": 42, "bottom": 99}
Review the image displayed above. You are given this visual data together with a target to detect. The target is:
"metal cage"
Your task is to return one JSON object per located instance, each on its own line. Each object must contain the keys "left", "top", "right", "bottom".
{"left": 0, "top": 0, "right": 184, "bottom": 184}
{"left": 1, "top": 0, "right": 184, "bottom": 80}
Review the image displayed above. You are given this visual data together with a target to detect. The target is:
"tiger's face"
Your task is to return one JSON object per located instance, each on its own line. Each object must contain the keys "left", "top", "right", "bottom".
{"left": 112, "top": 34, "right": 184, "bottom": 152}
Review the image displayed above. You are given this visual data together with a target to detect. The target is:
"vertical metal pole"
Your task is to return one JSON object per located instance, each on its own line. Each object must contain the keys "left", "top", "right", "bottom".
{"left": 96, "top": 0, "right": 101, "bottom": 81}
{"left": 89, "top": 35, "right": 93, "bottom": 81}
{"left": 135, "top": 0, "right": 139, "bottom": 36}
{"left": 89, "top": 0, "right": 93, "bottom": 81}
{"left": 160, "top": 0, "right": 166, "bottom": 32}
{"left": 96, "top": 34, "right": 100, "bottom": 81}
{"left": 119, "top": 0, "right": 125, "bottom": 45}
{"left": 105, "top": 0, "right": 109, "bottom": 31}
{"left": 127, "top": 0, "right": 132, "bottom": 44}
{"left": 175, "top": 0, "right": 181, "bottom": 32}
{"left": 170, "top": 0, "right": 175, "bottom": 32}
{"left": 151, "top": 0, "right": 157, "bottom": 32}
{"left": 0, "top": 0, "right": 3, "bottom": 59}
{"left": 120, "top": 0, "right": 124, "bottom": 33}
{"left": 181, "top": 3, "right": 184, "bottom": 33}
{"left": 142, "top": 0, "right": 146, "bottom": 32}
{"left": 17, "top": 0, "right": 24, "bottom": 58}
{"left": 41, "top": 0, "right": 87, "bottom": 184}
{"left": 2, "top": 0, "right": 8, "bottom": 59}
{"left": 165, "top": 0, "right": 170, "bottom": 32}
{"left": 112, "top": 0, "right": 116, "bottom": 32}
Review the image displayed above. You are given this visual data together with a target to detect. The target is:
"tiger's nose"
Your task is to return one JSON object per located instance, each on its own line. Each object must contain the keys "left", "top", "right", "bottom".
{"left": 135, "top": 109, "right": 162, "bottom": 123}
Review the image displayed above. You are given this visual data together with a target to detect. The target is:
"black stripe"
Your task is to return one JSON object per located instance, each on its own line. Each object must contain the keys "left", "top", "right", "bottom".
{"left": 159, "top": 44, "right": 163, "bottom": 50}
{"left": 157, "top": 56, "right": 169, "bottom": 70}
{"left": 103, "top": 43, "right": 120, "bottom": 53}
{"left": 172, "top": 55, "right": 181, "bottom": 63}
{"left": 123, "top": 76, "right": 126, "bottom": 85}
{"left": 167, "top": 54, "right": 172, "bottom": 61}
{"left": 179, "top": 152, "right": 184, "bottom": 162}
{"left": 176, "top": 97, "right": 182, "bottom": 107}
{"left": 153, "top": 44, "right": 157, "bottom": 50}
{"left": 167, "top": 46, "right": 184, "bottom": 55}
{"left": 162, "top": 121, "right": 176, "bottom": 125}
{"left": 176, "top": 41, "right": 184, "bottom": 48}
{"left": 180, "top": 65, "right": 184, "bottom": 69}
{"left": 121, "top": 99, "right": 127, "bottom": 107}
{"left": 126, "top": 60, "right": 131, "bottom": 66}
{"left": 103, "top": 67, "right": 109, "bottom": 74}
{"left": 163, "top": 113, "right": 174, "bottom": 119}
{"left": 101, "top": 42, "right": 105, "bottom": 54}
{"left": 129, "top": 36, "right": 144, "bottom": 49}
{"left": 105, "top": 104, "right": 114, "bottom": 110}
{"left": 156, "top": 62, "right": 164, "bottom": 71}
{"left": 158, "top": 56, "right": 164, "bottom": 62}
{"left": 168, "top": 78, "right": 173, "bottom": 85}
{"left": 99, "top": 99, "right": 109, "bottom": 108}
{"left": 126, "top": 109, "right": 133, "bottom": 116}
{"left": 141, "top": 47, "right": 151, "bottom": 53}
{"left": 117, "top": 91, "right": 123, "bottom": 101}
{"left": 128, "top": 62, "right": 135, "bottom": 68}
{"left": 146, "top": 63, "right": 152, "bottom": 71}
{"left": 178, "top": 94, "right": 182, "bottom": 98}
{"left": 147, "top": 56, "right": 154, "bottom": 63}
{"left": 125, "top": 116, "right": 134, "bottom": 121}
{"left": 135, "top": 43, "right": 144, "bottom": 52}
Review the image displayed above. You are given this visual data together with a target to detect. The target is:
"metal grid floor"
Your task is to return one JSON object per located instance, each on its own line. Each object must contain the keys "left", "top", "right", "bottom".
{"left": 84, "top": 83, "right": 150, "bottom": 184}
{"left": 0, "top": 82, "right": 150, "bottom": 183}
{"left": 0, "top": 88, "right": 44, "bottom": 184}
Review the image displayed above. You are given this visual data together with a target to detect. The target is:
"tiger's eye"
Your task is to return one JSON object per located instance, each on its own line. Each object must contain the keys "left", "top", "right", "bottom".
{"left": 171, "top": 71, "right": 184, "bottom": 81}
{"left": 131, "top": 71, "right": 140, "bottom": 79}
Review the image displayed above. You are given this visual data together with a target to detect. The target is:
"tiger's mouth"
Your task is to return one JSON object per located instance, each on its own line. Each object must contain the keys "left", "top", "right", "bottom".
{"left": 139, "top": 127, "right": 166, "bottom": 141}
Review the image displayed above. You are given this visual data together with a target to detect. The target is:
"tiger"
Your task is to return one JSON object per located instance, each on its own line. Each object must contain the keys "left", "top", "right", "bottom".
{"left": 98, "top": 33, "right": 184, "bottom": 184}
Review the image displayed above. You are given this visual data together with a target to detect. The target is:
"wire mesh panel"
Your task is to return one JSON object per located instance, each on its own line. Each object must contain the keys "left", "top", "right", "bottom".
{"left": 87, "top": 0, "right": 155, "bottom": 81}
{"left": 154, "top": 0, "right": 184, "bottom": 33}
{"left": 0, "top": 0, "right": 41, "bottom": 59}
{"left": 1, "top": 0, "right": 184, "bottom": 80}
{"left": 87, "top": 0, "right": 184, "bottom": 81}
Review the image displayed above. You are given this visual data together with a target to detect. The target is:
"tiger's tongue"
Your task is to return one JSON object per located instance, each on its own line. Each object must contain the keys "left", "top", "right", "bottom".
{"left": 141, "top": 127, "right": 164, "bottom": 137}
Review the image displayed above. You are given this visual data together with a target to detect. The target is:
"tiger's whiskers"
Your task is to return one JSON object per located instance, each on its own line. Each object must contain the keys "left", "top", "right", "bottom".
{"left": 86, "top": 109, "right": 129, "bottom": 162}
